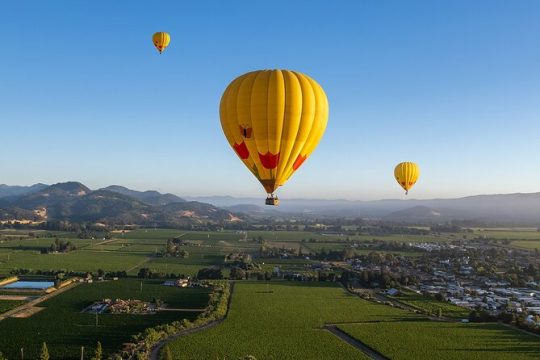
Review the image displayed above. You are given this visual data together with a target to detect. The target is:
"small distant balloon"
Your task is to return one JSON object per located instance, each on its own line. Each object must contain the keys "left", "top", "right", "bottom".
{"left": 394, "top": 162, "right": 420, "bottom": 195}
{"left": 152, "top": 32, "right": 170, "bottom": 54}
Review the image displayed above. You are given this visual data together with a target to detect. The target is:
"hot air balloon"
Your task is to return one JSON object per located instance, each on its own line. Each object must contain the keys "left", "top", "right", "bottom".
{"left": 152, "top": 32, "right": 170, "bottom": 53}
{"left": 220, "top": 70, "right": 329, "bottom": 205}
{"left": 394, "top": 162, "right": 420, "bottom": 195}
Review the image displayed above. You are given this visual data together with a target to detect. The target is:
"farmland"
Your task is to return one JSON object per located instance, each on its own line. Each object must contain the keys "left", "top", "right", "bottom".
{"left": 0, "top": 300, "right": 25, "bottom": 314}
{"left": 338, "top": 320, "right": 540, "bottom": 360}
{"left": 511, "top": 240, "right": 540, "bottom": 250}
{"left": 0, "top": 228, "right": 359, "bottom": 277}
{"left": 0, "top": 279, "right": 209, "bottom": 359}
{"left": 389, "top": 290, "right": 470, "bottom": 318}
{"left": 1, "top": 227, "right": 539, "bottom": 282}
{"left": 0, "top": 227, "right": 539, "bottom": 359}
{"left": 168, "top": 282, "right": 540, "bottom": 360}
{"left": 471, "top": 229, "right": 540, "bottom": 240}
{"left": 168, "top": 282, "right": 403, "bottom": 359}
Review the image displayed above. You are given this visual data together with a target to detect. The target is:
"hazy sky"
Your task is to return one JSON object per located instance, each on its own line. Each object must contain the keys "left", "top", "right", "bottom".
{"left": 1, "top": 1, "right": 539, "bottom": 200}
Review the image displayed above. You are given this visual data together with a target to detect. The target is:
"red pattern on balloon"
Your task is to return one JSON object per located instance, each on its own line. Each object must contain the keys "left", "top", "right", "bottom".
{"left": 259, "top": 152, "right": 280, "bottom": 169}
{"left": 233, "top": 142, "right": 249, "bottom": 159}
{"left": 292, "top": 154, "right": 307, "bottom": 171}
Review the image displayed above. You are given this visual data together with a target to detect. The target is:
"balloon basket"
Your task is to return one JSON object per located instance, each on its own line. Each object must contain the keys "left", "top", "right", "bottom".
{"left": 265, "top": 196, "right": 279, "bottom": 206}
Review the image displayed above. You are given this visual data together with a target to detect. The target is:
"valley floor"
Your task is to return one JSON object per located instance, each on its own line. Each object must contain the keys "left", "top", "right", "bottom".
{"left": 166, "top": 282, "right": 540, "bottom": 360}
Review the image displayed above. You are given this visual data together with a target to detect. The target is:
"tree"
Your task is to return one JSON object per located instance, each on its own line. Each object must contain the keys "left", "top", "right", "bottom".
{"left": 91, "top": 341, "right": 102, "bottom": 360}
{"left": 178, "top": 249, "right": 189, "bottom": 258}
{"left": 230, "top": 267, "right": 246, "bottom": 280}
{"left": 40, "top": 342, "right": 50, "bottom": 360}
{"left": 437, "top": 308, "right": 443, "bottom": 318}
{"left": 161, "top": 345, "right": 173, "bottom": 360}
{"left": 362, "top": 270, "right": 369, "bottom": 285}
{"left": 197, "top": 267, "right": 223, "bottom": 280}
{"left": 138, "top": 267, "right": 152, "bottom": 278}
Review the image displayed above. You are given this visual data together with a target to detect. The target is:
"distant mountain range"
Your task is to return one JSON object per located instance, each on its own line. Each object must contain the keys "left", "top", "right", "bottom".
{"left": 102, "top": 185, "right": 185, "bottom": 206}
{"left": 0, "top": 182, "right": 241, "bottom": 226}
{"left": 0, "top": 183, "right": 48, "bottom": 198}
{"left": 2, "top": 183, "right": 540, "bottom": 225}
{"left": 185, "top": 193, "right": 540, "bottom": 225}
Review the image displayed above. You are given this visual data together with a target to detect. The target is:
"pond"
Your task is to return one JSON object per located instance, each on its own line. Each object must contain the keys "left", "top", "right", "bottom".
{"left": 2, "top": 281, "right": 54, "bottom": 289}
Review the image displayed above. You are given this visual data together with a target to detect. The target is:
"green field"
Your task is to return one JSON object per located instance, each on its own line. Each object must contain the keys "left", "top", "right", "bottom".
{"left": 338, "top": 320, "right": 540, "bottom": 360}
{"left": 0, "top": 279, "right": 210, "bottom": 359}
{"left": 510, "top": 240, "right": 540, "bottom": 250}
{"left": 472, "top": 229, "right": 540, "bottom": 240}
{"left": 0, "top": 300, "right": 25, "bottom": 314}
{"left": 390, "top": 291, "right": 470, "bottom": 318}
{"left": 0, "top": 227, "right": 538, "bottom": 359}
{"left": 5, "top": 227, "right": 539, "bottom": 281}
{"left": 0, "top": 249, "right": 148, "bottom": 273}
{"left": 168, "top": 282, "right": 540, "bottom": 360}
{"left": 168, "top": 282, "right": 415, "bottom": 359}
{"left": 0, "top": 229, "right": 334, "bottom": 277}
{"left": 259, "top": 257, "right": 316, "bottom": 272}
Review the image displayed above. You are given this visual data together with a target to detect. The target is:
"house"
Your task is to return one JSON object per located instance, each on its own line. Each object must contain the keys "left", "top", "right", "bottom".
{"left": 386, "top": 288, "right": 400, "bottom": 296}
{"left": 176, "top": 278, "right": 189, "bottom": 287}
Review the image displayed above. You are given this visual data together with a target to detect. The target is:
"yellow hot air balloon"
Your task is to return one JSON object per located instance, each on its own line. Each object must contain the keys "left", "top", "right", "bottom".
{"left": 152, "top": 32, "right": 170, "bottom": 53}
{"left": 220, "top": 70, "right": 329, "bottom": 205}
{"left": 394, "top": 162, "right": 420, "bottom": 195}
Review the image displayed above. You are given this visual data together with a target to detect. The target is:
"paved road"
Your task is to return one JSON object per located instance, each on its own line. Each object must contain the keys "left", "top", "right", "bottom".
{"left": 149, "top": 318, "right": 224, "bottom": 360}
{"left": 157, "top": 307, "right": 206, "bottom": 312}
{"left": 324, "top": 324, "right": 390, "bottom": 360}
{"left": 149, "top": 282, "right": 235, "bottom": 360}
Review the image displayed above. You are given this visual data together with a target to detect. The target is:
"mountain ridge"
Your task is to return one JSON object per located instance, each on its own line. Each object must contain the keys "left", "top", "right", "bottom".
{"left": 102, "top": 185, "right": 185, "bottom": 206}
{"left": 2, "top": 183, "right": 540, "bottom": 224}
{"left": 185, "top": 192, "right": 540, "bottom": 224}
{"left": 0, "top": 182, "right": 241, "bottom": 226}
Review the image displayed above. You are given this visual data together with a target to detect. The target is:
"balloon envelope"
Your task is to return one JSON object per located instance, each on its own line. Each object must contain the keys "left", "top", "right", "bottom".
{"left": 152, "top": 32, "right": 170, "bottom": 53}
{"left": 394, "top": 162, "right": 420, "bottom": 194}
{"left": 220, "top": 69, "right": 329, "bottom": 197}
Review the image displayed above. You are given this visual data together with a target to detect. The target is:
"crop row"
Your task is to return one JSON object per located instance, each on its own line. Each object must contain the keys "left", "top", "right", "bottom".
{"left": 338, "top": 320, "right": 540, "bottom": 360}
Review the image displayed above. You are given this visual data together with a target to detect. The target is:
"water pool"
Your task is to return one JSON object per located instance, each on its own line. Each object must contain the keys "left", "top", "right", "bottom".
{"left": 2, "top": 281, "right": 54, "bottom": 289}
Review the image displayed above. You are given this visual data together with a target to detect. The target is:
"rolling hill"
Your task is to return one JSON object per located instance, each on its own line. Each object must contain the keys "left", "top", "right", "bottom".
{"left": 102, "top": 185, "right": 185, "bottom": 206}
{"left": 0, "top": 183, "right": 48, "bottom": 198}
{"left": 0, "top": 182, "right": 242, "bottom": 226}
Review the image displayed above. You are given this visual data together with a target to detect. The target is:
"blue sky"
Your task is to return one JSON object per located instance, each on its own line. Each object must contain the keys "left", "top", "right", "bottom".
{"left": 0, "top": 1, "right": 539, "bottom": 200}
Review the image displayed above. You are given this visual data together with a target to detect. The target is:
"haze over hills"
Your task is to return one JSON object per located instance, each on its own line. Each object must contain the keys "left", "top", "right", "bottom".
{"left": 0, "top": 182, "right": 240, "bottom": 226}
{"left": 186, "top": 193, "right": 540, "bottom": 224}
{"left": 0, "top": 183, "right": 48, "bottom": 198}
{"left": 2, "top": 183, "right": 540, "bottom": 225}
{"left": 102, "top": 185, "right": 185, "bottom": 206}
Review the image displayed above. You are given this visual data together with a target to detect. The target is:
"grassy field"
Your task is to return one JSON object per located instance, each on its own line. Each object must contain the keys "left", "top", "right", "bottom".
{"left": 0, "top": 250, "right": 149, "bottom": 273}
{"left": 0, "top": 279, "right": 209, "bottom": 359}
{"left": 472, "top": 229, "right": 540, "bottom": 240}
{"left": 510, "top": 240, "right": 540, "bottom": 250}
{"left": 169, "top": 282, "right": 540, "bottom": 360}
{"left": 1, "top": 227, "right": 538, "bottom": 279}
{"left": 0, "top": 229, "right": 329, "bottom": 277}
{"left": 338, "top": 320, "right": 540, "bottom": 360}
{"left": 0, "top": 300, "right": 25, "bottom": 314}
{"left": 168, "top": 282, "right": 415, "bottom": 360}
{"left": 1, "top": 227, "right": 538, "bottom": 359}
{"left": 258, "top": 257, "right": 316, "bottom": 272}
{"left": 390, "top": 290, "right": 470, "bottom": 318}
